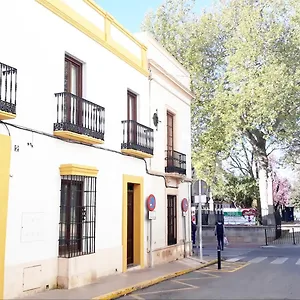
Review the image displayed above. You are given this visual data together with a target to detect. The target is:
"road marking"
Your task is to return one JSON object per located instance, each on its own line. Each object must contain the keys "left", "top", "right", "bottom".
{"left": 131, "top": 295, "right": 144, "bottom": 300}
{"left": 136, "top": 287, "right": 196, "bottom": 296}
{"left": 226, "top": 257, "right": 245, "bottom": 262}
{"left": 296, "top": 259, "right": 300, "bottom": 265}
{"left": 248, "top": 257, "right": 267, "bottom": 263}
{"left": 171, "top": 279, "right": 198, "bottom": 288}
{"left": 270, "top": 257, "right": 288, "bottom": 264}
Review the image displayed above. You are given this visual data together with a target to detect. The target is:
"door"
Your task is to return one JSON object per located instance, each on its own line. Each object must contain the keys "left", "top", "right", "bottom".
{"left": 167, "top": 195, "right": 177, "bottom": 246}
{"left": 166, "top": 111, "right": 174, "bottom": 167}
{"left": 127, "top": 183, "right": 134, "bottom": 265}
{"left": 127, "top": 91, "right": 137, "bottom": 145}
{"left": 64, "top": 55, "right": 83, "bottom": 126}
{"left": 59, "top": 179, "right": 83, "bottom": 257}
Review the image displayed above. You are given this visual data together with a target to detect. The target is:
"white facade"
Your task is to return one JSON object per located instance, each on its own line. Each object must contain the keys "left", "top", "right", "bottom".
{"left": 0, "top": 1, "right": 193, "bottom": 299}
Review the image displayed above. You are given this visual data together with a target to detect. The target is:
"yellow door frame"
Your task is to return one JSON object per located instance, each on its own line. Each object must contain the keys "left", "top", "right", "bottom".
{"left": 122, "top": 174, "right": 144, "bottom": 272}
{"left": 0, "top": 135, "right": 11, "bottom": 299}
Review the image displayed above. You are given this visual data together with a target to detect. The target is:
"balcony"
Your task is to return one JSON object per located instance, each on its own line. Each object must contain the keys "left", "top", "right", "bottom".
{"left": 121, "top": 120, "right": 154, "bottom": 158}
{"left": 165, "top": 150, "right": 186, "bottom": 175}
{"left": 53, "top": 92, "right": 105, "bottom": 145}
{"left": 0, "top": 62, "right": 17, "bottom": 120}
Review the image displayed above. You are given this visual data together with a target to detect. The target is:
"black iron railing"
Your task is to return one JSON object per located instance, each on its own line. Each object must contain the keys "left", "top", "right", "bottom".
{"left": 54, "top": 92, "right": 105, "bottom": 141}
{"left": 165, "top": 150, "right": 186, "bottom": 175}
{"left": 265, "top": 226, "right": 300, "bottom": 246}
{"left": 121, "top": 120, "right": 154, "bottom": 155}
{"left": 0, "top": 62, "right": 17, "bottom": 115}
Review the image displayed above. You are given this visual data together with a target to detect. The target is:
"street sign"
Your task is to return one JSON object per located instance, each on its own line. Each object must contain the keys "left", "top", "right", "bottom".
{"left": 146, "top": 194, "right": 156, "bottom": 211}
{"left": 181, "top": 198, "right": 188, "bottom": 212}
{"left": 148, "top": 211, "right": 156, "bottom": 220}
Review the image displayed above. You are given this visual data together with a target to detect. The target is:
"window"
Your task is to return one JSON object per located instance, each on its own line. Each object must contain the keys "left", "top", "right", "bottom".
{"left": 167, "top": 195, "right": 177, "bottom": 246}
{"left": 59, "top": 175, "right": 96, "bottom": 258}
{"left": 64, "top": 55, "right": 83, "bottom": 126}
{"left": 127, "top": 91, "right": 138, "bottom": 144}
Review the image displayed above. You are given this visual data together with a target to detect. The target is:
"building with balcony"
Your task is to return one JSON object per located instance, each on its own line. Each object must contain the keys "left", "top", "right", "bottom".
{"left": 0, "top": 1, "right": 192, "bottom": 299}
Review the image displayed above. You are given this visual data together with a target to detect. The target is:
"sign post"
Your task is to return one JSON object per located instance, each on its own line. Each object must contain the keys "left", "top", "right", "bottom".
{"left": 181, "top": 198, "right": 188, "bottom": 258}
{"left": 146, "top": 194, "right": 156, "bottom": 268}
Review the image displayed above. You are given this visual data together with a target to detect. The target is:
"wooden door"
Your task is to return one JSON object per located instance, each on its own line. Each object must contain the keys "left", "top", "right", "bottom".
{"left": 127, "top": 183, "right": 134, "bottom": 265}
{"left": 167, "top": 195, "right": 177, "bottom": 246}
{"left": 167, "top": 112, "right": 174, "bottom": 167}
{"left": 127, "top": 91, "right": 137, "bottom": 144}
{"left": 64, "top": 55, "right": 83, "bottom": 126}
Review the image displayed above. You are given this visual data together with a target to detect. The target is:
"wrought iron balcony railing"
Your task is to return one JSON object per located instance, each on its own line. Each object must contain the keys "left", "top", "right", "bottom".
{"left": 0, "top": 62, "right": 17, "bottom": 115}
{"left": 54, "top": 92, "right": 105, "bottom": 141}
{"left": 165, "top": 150, "right": 186, "bottom": 175}
{"left": 121, "top": 120, "right": 154, "bottom": 155}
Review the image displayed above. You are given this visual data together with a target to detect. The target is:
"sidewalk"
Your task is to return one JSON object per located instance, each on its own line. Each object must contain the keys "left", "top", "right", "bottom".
{"left": 20, "top": 257, "right": 217, "bottom": 300}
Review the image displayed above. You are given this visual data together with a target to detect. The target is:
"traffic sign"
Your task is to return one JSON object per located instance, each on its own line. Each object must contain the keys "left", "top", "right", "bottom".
{"left": 181, "top": 198, "right": 188, "bottom": 212}
{"left": 147, "top": 194, "right": 156, "bottom": 211}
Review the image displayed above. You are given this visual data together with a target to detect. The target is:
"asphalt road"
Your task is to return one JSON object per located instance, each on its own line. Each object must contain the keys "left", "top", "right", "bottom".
{"left": 120, "top": 246, "right": 300, "bottom": 299}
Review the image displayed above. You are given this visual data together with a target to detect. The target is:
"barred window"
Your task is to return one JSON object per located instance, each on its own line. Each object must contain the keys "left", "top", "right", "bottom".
{"left": 167, "top": 195, "right": 177, "bottom": 246}
{"left": 59, "top": 175, "right": 96, "bottom": 258}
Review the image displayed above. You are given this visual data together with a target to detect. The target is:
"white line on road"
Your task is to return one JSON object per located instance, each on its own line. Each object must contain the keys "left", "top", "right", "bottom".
{"left": 296, "top": 259, "right": 300, "bottom": 265}
{"left": 270, "top": 257, "right": 288, "bottom": 264}
{"left": 248, "top": 257, "right": 268, "bottom": 263}
{"left": 226, "top": 257, "right": 245, "bottom": 262}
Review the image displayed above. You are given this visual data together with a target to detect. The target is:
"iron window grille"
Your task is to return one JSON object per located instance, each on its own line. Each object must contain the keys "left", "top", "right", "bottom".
{"left": 167, "top": 195, "right": 177, "bottom": 246}
{"left": 0, "top": 62, "right": 17, "bottom": 115}
{"left": 59, "top": 175, "right": 96, "bottom": 258}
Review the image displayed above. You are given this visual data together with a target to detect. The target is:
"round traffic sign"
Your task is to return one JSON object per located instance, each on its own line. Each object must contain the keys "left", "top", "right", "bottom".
{"left": 181, "top": 198, "right": 188, "bottom": 212}
{"left": 147, "top": 194, "right": 156, "bottom": 211}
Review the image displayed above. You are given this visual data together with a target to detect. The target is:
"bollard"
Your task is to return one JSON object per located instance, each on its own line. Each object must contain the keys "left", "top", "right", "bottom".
{"left": 217, "top": 247, "right": 221, "bottom": 269}
{"left": 264, "top": 228, "right": 268, "bottom": 246}
{"left": 292, "top": 228, "right": 296, "bottom": 245}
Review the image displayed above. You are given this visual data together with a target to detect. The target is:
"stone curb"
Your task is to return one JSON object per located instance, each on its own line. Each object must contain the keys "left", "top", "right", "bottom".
{"left": 92, "top": 259, "right": 218, "bottom": 300}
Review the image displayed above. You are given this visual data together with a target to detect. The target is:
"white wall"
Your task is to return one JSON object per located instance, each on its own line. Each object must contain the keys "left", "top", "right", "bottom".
{"left": 0, "top": 1, "right": 192, "bottom": 298}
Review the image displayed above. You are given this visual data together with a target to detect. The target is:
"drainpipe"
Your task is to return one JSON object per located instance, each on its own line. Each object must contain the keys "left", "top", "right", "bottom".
{"left": 148, "top": 68, "right": 153, "bottom": 170}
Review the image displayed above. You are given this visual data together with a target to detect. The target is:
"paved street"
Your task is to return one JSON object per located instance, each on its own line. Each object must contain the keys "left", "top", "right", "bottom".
{"left": 120, "top": 246, "right": 300, "bottom": 299}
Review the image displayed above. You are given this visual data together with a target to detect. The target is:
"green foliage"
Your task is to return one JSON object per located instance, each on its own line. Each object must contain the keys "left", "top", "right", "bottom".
{"left": 213, "top": 173, "right": 259, "bottom": 208}
{"left": 142, "top": 0, "right": 300, "bottom": 186}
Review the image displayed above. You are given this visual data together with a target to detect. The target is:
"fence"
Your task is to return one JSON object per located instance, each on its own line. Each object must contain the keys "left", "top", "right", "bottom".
{"left": 265, "top": 227, "right": 300, "bottom": 245}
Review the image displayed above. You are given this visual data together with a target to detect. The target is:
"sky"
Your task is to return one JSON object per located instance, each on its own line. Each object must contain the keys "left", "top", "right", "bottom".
{"left": 96, "top": 0, "right": 213, "bottom": 33}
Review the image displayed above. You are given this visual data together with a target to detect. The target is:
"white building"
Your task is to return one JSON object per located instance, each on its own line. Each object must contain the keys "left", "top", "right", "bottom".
{"left": 0, "top": 0, "right": 193, "bottom": 299}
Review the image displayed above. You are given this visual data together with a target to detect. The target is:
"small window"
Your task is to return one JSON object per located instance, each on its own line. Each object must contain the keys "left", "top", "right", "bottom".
{"left": 167, "top": 195, "right": 177, "bottom": 246}
{"left": 58, "top": 175, "right": 96, "bottom": 258}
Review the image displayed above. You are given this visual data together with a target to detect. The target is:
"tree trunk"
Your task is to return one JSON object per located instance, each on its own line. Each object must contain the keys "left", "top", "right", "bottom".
{"left": 246, "top": 130, "right": 274, "bottom": 224}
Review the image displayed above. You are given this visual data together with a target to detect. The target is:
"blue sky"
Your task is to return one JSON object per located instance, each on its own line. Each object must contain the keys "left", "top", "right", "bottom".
{"left": 96, "top": 0, "right": 213, "bottom": 33}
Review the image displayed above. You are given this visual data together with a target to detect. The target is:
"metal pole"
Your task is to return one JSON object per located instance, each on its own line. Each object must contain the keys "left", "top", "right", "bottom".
{"left": 150, "top": 219, "right": 153, "bottom": 267}
{"left": 292, "top": 227, "right": 296, "bottom": 245}
{"left": 265, "top": 228, "right": 268, "bottom": 246}
{"left": 183, "top": 214, "right": 187, "bottom": 258}
{"left": 198, "top": 202, "right": 203, "bottom": 261}
{"left": 217, "top": 247, "right": 221, "bottom": 269}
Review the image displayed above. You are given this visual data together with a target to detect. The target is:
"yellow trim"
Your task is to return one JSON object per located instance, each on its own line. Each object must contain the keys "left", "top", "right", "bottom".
{"left": 122, "top": 175, "right": 144, "bottom": 272}
{"left": 59, "top": 164, "right": 98, "bottom": 177}
{"left": 0, "top": 111, "right": 16, "bottom": 120}
{"left": 84, "top": 0, "right": 147, "bottom": 50}
{"left": 53, "top": 130, "right": 104, "bottom": 145}
{"left": 0, "top": 135, "right": 11, "bottom": 299}
{"left": 35, "top": 0, "right": 149, "bottom": 76}
{"left": 121, "top": 149, "right": 153, "bottom": 159}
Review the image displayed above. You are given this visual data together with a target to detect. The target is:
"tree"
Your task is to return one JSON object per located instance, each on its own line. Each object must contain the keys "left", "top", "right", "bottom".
{"left": 272, "top": 174, "right": 291, "bottom": 210}
{"left": 142, "top": 0, "right": 300, "bottom": 222}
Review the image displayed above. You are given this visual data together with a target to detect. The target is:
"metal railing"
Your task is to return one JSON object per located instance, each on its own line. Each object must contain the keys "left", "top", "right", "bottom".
{"left": 121, "top": 120, "right": 154, "bottom": 155}
{"left": 54, "top": 92, "right": 105, "bottom": 141}
{"left": 165, "top": 150, "right": 187, "bottom": 175}
{"left": 0, "top": 62, "right": 17, "bottom": 115}
{"left": 265, "top": 226, "right": 300, "bottom": 245}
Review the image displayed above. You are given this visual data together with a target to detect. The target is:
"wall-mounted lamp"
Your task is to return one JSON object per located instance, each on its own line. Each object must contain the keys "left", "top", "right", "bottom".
{"left": 152, "top": 109, "right": 161, "bottom": 131}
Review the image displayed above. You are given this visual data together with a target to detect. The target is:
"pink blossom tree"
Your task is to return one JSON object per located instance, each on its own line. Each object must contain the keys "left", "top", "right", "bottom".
{"left": 272, "top": 174, "right": 291, "bottom": 209}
